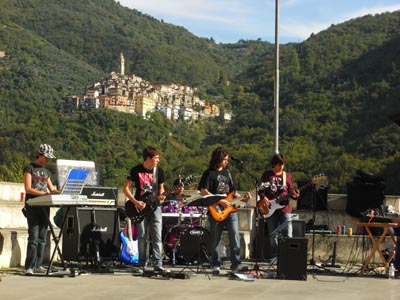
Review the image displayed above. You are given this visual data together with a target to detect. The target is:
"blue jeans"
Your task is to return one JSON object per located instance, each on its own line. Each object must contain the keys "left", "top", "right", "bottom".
{"left": 391, "top": 227, "right": 400, "bottom": 270}
{"left": 208, "top": 212, "right": 241, "bottom": 269}
{"left": 24, "top": 206, "right": 49, "bottom": 270}
{"left": 137, "top": 207, "right": 163, "bottom": 267}
{"left": 264, "top": 212, "right": 292, "bottom": 258}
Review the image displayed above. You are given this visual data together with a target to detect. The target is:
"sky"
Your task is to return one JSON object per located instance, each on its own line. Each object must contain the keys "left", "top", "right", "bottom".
{"left": 116, "top": 0, "right": 400, "bottom": 44}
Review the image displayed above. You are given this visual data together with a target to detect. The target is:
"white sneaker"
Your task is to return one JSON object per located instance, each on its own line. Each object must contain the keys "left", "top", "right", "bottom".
{"left": 154, "top": 266, "right": 170, "bottom": 273}
{"left": 212, "top": 266, "right": 220, "bottom": 275}
{"left": 25, "top": 268, "right": 34, "bottom": 276}
{"left": 34, "top": 266, "right": 47, "bottom": 274}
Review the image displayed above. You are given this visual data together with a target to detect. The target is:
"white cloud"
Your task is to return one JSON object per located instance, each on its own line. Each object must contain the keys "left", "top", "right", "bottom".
{"left": 118, "top": 0, "right": 251, "bottom": 25}
{"left": 344, "top": 5, "right": 400, "bottom": 20}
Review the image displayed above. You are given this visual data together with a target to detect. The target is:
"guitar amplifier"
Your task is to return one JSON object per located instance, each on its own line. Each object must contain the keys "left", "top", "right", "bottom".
{"left": 81, "top": 186, "right": 118, "bottom": 205}
{"left": 62, "top": 207, "right": 120, "bottom": 261}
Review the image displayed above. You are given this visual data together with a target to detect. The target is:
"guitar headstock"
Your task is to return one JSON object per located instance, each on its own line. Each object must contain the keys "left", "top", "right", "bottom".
{"left": 311, "top": 174, "right": 328, "bottom": 188}
{"left": 258, "top": 182, "right": 271, "bottom": 190}
{"left": 175, "top": 175, "right": 195, "bottom": 188}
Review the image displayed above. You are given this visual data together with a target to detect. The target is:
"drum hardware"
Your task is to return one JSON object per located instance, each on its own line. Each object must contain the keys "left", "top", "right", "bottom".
{"left": 163, "top": 224, "right": 211, "bottom": 275}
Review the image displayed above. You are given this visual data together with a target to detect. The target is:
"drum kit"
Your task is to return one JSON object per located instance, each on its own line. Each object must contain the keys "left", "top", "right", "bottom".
{"left": 162, "top": 195, "right": 212, "bottom": 266}
{"left": 122, "top": 194, "right": 226, "bottom": 267}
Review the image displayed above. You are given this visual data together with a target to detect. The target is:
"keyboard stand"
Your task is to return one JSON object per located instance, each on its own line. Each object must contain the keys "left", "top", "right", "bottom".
{"left": 44, "top": 206, "right": 72, "bottom": 276}
{"left": 356, "top": 222, "right": 400, "bottom": 276}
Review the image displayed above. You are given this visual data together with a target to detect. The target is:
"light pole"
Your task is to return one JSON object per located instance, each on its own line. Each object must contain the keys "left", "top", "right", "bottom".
{"left": 273, "top": 0, "right": 280, "bottom": 154}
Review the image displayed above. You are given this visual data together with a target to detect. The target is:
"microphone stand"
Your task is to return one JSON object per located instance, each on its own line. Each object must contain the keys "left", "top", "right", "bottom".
{"left": 232, "top": 160, "right": 266, "bottom": 276}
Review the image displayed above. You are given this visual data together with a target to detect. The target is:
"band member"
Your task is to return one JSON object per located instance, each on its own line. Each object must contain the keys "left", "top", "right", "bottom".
{"left": 258, "top": 153, "right": 300, "bottom": 260}
{"left": 123, "top": 146, "right": 168, "bottom": 272}
{"left": 163, "top": 177, "right": 187, "bottom": 213}
{"left": 23, "top": 144, "right": 60, "bottom": 275}
{"left": 198, "top": 146, "right": 250, "bottom": 274}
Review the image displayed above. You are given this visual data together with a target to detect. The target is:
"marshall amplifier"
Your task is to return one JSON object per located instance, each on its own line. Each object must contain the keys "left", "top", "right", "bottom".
{"left": 62, "top": 207, "right": 120, "bottom": 261}
{"left": 81, "top": 186, "right": 118, "bottom": 206}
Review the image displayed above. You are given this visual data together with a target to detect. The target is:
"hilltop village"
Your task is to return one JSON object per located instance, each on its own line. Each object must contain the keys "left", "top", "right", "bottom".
{"left": 61, "top": 53, "right": 231, "bottom": 122}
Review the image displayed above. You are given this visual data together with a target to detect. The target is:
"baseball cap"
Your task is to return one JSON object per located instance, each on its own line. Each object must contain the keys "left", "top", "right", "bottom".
{"left": 38, "top": 144, "right": 56, "bottom": 159}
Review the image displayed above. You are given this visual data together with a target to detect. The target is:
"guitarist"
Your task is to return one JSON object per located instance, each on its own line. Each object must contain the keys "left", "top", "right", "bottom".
{"left": 123, "top": 146, "right": 168, "bottom": 273}
{"left": 257, "top": 153, "right": 300, "bottom": 261}
{"left": 198, "top": 146, "right": 250, "bottom": 274}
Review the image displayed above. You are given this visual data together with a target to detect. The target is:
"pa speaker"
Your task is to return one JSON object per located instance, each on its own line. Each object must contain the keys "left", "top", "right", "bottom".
{"left": 277, "top": 238, "right": 308, "bottom": 280}
{"left": 62, "top": 207, "right": 120, "bottom": 261}
{"left": 346, "top": 182, "right": 385, "bottom": 217}
{"left": 296, "top": 181, "right": 328, "bottom": 211}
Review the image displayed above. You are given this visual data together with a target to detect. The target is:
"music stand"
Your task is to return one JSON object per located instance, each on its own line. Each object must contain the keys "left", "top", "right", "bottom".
{"left": 186, "top": 194, "right": 227, "bottom": 207}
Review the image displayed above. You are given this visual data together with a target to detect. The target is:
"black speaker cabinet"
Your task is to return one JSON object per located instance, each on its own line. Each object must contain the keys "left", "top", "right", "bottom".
{"left": 292, "top": 220, "right": 306, "bottom": 238}
{"left": 296, "top": 181, "right": 328, "bottom": 211}
{"left": 346, "top": 182, "right": 385, "bottom": 217}
{"left": 277, "top": 238, "right": 308, "bottom": 280}
{"left": 62, "top": 207, "right": 120, "bottom": 261}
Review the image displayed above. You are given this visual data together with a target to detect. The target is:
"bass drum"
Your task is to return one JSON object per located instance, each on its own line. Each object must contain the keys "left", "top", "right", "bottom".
{"left": 164, "top": 225, "right": 210, "bottom": 264}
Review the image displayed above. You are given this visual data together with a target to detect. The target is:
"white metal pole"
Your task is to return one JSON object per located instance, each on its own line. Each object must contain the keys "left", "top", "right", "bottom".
{"left": 273, "top": 0, "right": 280, "bottom": 154}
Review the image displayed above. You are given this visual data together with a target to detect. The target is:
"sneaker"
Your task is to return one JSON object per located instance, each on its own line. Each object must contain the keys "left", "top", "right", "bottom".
{"left": 132, "top": 266, "right": 144, "bottom": 274}
{"left": 25, "top": 268, "right": 34, "bottom": 276}
{"left": 212, "top": 266, "right": 220, "bottom": 275}
{"left": 153, "top": 266, "right": 170, "bottom": 273}
{"left": 34, "top": 266, "right": 47, "bottom": 274}
{"left": 231, "top": 264, "right": 248, "bottom": 273}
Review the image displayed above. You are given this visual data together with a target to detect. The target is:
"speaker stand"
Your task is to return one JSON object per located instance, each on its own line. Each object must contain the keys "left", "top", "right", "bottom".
{"left": 321, "top": 241, "right": 341, "bottom": 268}
{"left": 308, "top": 187, "right": 332, "bottom": 273}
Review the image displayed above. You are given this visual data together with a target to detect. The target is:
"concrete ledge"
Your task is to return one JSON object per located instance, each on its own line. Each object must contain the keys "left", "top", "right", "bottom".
{"left": 0, "top": 182, "right": 25, "bottom": 202}
{"left": 0, "top": 229, "right": 60, "bottom": 268}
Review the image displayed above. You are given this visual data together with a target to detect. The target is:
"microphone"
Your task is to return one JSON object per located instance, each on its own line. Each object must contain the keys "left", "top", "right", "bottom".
{"left": 231, "top": 156, "right": 244, "bottom": 164}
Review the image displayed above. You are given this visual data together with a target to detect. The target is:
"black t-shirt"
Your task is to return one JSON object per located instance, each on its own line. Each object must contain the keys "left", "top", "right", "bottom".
{"left": 198, "top": 168, "right": 235, "bottom": 195}
{"left": 23, "top": 163, "right": 51, "bottom": 201}
{"left": 128, "top": 164, "right": 165, "bottom": 207}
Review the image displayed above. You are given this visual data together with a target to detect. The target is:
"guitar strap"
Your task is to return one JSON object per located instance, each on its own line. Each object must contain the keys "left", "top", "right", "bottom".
{"left": 226, "top": 169, "right": 235, "bottom": 191}
{"left": 282, "top": 171, "right": 286, "bottom": 188}
{"left": 152, "top": 166, "right": 158, "bottom": 200}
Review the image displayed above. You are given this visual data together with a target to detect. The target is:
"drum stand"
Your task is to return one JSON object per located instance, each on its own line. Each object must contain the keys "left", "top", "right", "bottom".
{"left": 178, "top": 243, "right": 211, "bottom": 279}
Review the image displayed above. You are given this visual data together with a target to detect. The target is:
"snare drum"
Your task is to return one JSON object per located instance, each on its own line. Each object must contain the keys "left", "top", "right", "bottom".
{"left": 164, "top": 224, "right": 210, "bottom": 264}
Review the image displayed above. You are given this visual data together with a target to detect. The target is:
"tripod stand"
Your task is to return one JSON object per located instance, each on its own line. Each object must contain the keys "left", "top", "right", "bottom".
{"left": 308, "top": 182, "right": 333, "bottom": 272}
{"left": 231, "top": 160, "right": 269, "bottom": 275}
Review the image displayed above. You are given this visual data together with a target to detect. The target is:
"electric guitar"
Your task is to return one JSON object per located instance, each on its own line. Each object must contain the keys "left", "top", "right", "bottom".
{"left": 257, "top": 174, "right": 327, "bottom": 219}
{"left": 208, "top": 182, "right": 271, "bottom": 222}
{"left": 119, "top": 217, "right": 139, "bottom": 264}
{"left": 125, "top": 175, "right": 194, "bottom": 223}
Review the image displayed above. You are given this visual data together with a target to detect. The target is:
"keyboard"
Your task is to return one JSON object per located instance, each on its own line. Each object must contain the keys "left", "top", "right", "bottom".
{"left": 27, "top": 194, "right": 88, "bottom": 207}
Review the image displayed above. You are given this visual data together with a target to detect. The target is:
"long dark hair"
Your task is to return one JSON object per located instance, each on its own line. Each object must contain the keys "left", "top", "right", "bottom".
{"left": 208, "top": 146, "right": 229, "bottom": 170}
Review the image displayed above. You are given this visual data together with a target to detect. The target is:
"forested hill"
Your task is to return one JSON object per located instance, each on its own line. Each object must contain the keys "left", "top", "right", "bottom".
{"left": 0, "top": 0, "right": 271, "bottom": 86}
{"left": 1, "top": 0, "right": 400, "bottom": 194}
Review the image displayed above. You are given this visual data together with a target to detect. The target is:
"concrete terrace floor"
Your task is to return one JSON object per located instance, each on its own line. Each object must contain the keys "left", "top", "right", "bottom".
{"left": 1, "top": 262, "right": 400, "bottom": 300}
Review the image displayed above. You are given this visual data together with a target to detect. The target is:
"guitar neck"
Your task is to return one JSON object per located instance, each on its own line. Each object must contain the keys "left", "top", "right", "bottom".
{"left": 127, "top": 218, "right": 133, "bottom": 241}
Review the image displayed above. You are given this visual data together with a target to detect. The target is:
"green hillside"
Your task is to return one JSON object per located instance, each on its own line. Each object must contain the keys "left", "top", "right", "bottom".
{"left": 1, "top": 0, "right": 400, "bottom": 194}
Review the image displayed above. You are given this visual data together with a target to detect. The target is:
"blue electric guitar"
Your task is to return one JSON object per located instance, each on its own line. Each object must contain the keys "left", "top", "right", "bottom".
{"left": 119, "top": 217, "right": 139, "bottom": 264}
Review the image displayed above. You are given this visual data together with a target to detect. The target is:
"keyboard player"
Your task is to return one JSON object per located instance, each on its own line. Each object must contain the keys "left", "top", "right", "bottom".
{"left": 22, "top": 144, "right": 60, "bottom": 276}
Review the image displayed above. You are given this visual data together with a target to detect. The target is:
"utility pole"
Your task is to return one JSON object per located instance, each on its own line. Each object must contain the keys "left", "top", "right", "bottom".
{"left": 273, "top": 0, "right": 280, "bottom": 154}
